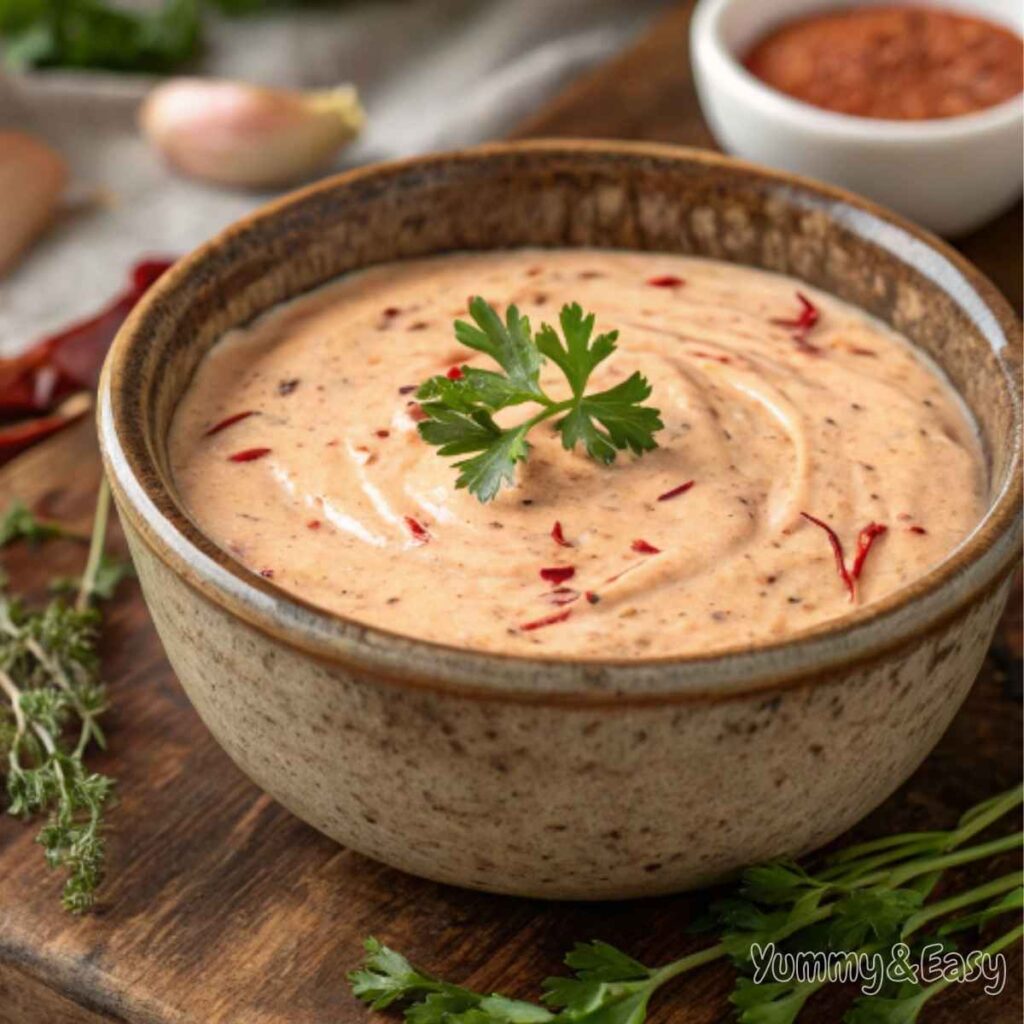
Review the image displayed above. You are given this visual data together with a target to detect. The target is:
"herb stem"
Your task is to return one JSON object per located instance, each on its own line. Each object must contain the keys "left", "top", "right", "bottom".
{"left": 902, "top": 871, "right": 1021, "bottom": 936}
{"left": 77, "top": 479, "right": 112, "bottom": 613}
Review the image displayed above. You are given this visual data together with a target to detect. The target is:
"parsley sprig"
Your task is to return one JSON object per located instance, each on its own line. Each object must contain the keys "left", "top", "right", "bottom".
{"left": 416, "top": 298, "right": 663, "bottom": 501}
{"left": 0, "top": 483, "right": 131, "bottom": 912}
{"left": 350, "top": 784, "right": 1023, "bottom": 1024}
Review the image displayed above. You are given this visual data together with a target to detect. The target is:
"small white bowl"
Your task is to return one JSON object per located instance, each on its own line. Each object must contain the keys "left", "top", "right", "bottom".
{"left": 691, "top": 0, "right": 1024, "bottom": 236}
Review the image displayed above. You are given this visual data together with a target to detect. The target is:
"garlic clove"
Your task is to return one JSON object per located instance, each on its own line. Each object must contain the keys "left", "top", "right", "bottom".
{"left": 0, "top": 132, "right": 68, "bottom": 278}
{"left": 139, "top": 78, "right": 365, "bottom": 190}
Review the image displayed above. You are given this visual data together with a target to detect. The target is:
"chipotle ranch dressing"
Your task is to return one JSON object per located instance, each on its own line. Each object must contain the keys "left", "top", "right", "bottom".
{"left": 170, "top": 250, "right": 985, "bottom": 658}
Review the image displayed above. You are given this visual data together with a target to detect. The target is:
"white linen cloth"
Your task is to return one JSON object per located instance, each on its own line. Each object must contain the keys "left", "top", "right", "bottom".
{"left": 0, "top": 0, "right": 667, "bottom": 353}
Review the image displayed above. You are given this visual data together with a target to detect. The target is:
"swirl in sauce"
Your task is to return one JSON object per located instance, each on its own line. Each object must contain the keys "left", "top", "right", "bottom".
{"left": 170, "top": 250, "right": 985, "bottom": 658}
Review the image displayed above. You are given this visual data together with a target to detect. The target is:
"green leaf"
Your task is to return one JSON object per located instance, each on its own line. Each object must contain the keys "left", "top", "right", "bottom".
{"left": 844, "top": 992, "right": 927, "bottom": 1024}
{"left": 829, "top": 888, "right": 925, "bottom": 949}
{"left": 730, "top": 978, "right": 813, "bottom": 1024}
{"left": 417, "top": 406, "right": 504, "bottom": 457}
{"left": 348, "top": 937, "right": 437, "bottom": 1010}
{"left": 450, "top": 426, "right": 531, "bottom": 503}
{"left": 454, "top": 298, "right": 545, "bottom": 401}
{"left": 563, "top": 941, "right": 651, "bottom": 982}
{"left": 0, "top": 501, "right": 70, "bottom": 547}
{"left": 535, "top": 302, "right": 618, "bottom": 396}
{"left": 558, "top": 373, "right": 662, "bottom": 463}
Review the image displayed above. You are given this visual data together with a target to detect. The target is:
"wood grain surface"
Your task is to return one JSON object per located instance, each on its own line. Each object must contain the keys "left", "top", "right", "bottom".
{"left": 1, "top": 4, "right": 1021, "bottom": 1022}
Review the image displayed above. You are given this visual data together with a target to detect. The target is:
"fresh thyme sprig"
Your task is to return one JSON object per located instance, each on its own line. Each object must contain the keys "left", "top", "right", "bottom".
{"left": 350, "top": 785, "right": 1023, "bottom": 1024}
{"left": 416, "top": 298, "right": 664, "bottom": 501}
{"left": 0, "top": 482, "right": 130, "bottom": 912}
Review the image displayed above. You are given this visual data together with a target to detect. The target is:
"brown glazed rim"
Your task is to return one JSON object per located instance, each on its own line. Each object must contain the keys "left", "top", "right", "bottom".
{"left": 99, "top": 140, "right": 1023, "bottom": 706}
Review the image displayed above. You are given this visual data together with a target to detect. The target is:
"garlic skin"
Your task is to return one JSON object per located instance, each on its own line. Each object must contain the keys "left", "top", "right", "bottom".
{"left": 140, "top": 79, "right": 365, "bottom": 190}
{"left": 0, "top": 133, "right": 68, "bottom": 278}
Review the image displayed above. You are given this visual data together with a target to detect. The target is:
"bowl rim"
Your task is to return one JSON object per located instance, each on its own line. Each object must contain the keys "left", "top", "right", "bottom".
{"left": 99, "top": 138, "right": 1023, "bottom": 707}
{"left": 691, "top": 0, "right": 1024, "bottom": 143}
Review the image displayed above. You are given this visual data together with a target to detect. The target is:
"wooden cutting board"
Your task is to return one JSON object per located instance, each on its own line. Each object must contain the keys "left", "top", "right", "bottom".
{"left": 1, "top": 4, "right": 1021, "bottom": 1022}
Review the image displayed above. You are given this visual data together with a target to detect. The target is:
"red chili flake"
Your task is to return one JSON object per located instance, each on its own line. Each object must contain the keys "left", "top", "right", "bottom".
{"left": 691, "top": 350, "right": 732, "bottom": 364}
{"left": 540, "top": 566, "right": 576, "bottom": 585}
{"left": 398, "top": 384, "right": 417, "bottom": 395}
{"left": 404, "top": 516, "right": 430, "bottom": 543}
{"left": 848, "top": 346, "right": 877, "bottom": 357}
{"left": 204, "top": 410, "right": 255, "bottom": 437}
{"left": 520, "top": 608, "right": 572, "bottom": 632}
{"left": 551, "top": 521, "right": 572, "bottom": 547}
{"left": 546, "top": 587, "right": 581, "bottom": 606}
{"left": 409, "top": 321, "right": 430, "bottom": 331}
{"left": 277, "top": 378, "right": 300, "bottom": 396}
{"left": 772, "top": 292, "right": 821, "bottom": 354}
{"left": 585, "top": 591, "right": 601, "bottom": 604}
{"left": 647, "top": 275, "right": 685, "bottom": 288}
{"left": 375, "top": 429, "right": 390, "bottom": 438}
{"left": 908, "top": 525, "right": 928, "bottom": 535}
{"left": 383, "top": 306, "right": 401, "bottom": 318}
{"left": 631, "top": 539, "right": 661, "bottom": 554}
{"left": 408, "top": 402, "right": 428, "bottom": 422}
{"left": 306, "top": 519, "right": 322, "bottom": 530}
{"left": 657, "top": 480, "right": 695, "bottom": 502}
{"left": 228, "top": 447, "right": 271, "bottom": 463}
{"left": 851, "top": 523, "right": 887, "bottom": 581}
{"left": 801, "top": 511, "right": 854, "bottom": 600}
{"left": 446, "top": 366, "right": 464, "bottom": 380}
{"left": 259, "top": 568, "right": 275, "bottom": 579}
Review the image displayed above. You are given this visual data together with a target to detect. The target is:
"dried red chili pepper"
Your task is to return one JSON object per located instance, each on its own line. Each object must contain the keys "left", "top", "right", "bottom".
{"left": 657, "top": 480, "right": 695, "bottom": 502}
{"left": 404, "top": 516, "right": 430, "bottom": 543}
{"left": 772, "top": 291, "right": 821, "bottom": 354}
{"left": 631, "top": 539, "right": 661, "bottom": 554}
{"left": 204, "top": 410, "right": 256, "bottom": 437}
{"left": 228, "top": 447, "right": 271, "bottom": 463}
{"left": 551, "top": 521, "right": 571, "bottom": 547}
{"left": 851, "top": 522, "right": 887, "bottom": 580}
{"left": 540, "top": 566, "right": 575, "bottom": 585}
{"left": 520, "top": 608, "right": 572, "bottom": 631}
{"left": 801, "top": 511, "right": 854, "bottom": 600}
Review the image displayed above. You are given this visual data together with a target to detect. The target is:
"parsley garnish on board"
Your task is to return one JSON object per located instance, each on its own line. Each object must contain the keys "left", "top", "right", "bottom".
{"left": 0, "top": 483, "right": 131, "bottom": 911}
{"left": 415, "top": 298, "right": 664, "bottom": 502}
{"left": 351, "top": 784, "right": 1023, "bottom": 1023}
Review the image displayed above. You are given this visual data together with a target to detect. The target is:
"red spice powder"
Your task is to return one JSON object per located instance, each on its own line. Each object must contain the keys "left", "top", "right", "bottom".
{"left": 540, "top": 566, "right": 576, "bottom": 585}
{"left": 520, "top": 608, "right": 572, "bottom": 632}
{"left": 404, "top": 516, "right": 430, "bottom": 543}
{"left": 204, "top": 410, "right": 255, "bottom": 437}
{"left": 745, "top": 6, "right": 1024, "bottom": 121}
{"left": 228, "top": 447, "right": 271, "bottom": 463}
{"left": 631, "top": 539, "right": 661, "bottom": 554}
{"left": 306, "top": 519, "right": 322, "bottom": 530}
{"left": 657, "top": 480, "right": 695, "bottom": 502}
{"left": 551, "top": 521, "right": 572, "bottom": 547}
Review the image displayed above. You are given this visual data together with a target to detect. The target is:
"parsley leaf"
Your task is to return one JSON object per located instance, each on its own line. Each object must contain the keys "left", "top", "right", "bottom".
{"left": 0, "top": 500, "right": 77, "bottom": 548}
{"left": 416, "top": 298, "right": 663, "bottom": 501}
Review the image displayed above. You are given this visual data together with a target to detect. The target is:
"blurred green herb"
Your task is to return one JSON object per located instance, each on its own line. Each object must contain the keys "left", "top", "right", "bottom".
{"left": 0, "top": 482, "right": 130, "bottom": 911}
{"left": 350, "top": 785, "right": 1023, "bottom": 1023}
{"left": 0, "top": 0, "right": 332, "bottom": 72}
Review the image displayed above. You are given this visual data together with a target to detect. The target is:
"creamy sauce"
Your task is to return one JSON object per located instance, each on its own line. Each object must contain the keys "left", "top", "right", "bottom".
{"left": 170, "top": 250, "right": 986, "bottom": 658}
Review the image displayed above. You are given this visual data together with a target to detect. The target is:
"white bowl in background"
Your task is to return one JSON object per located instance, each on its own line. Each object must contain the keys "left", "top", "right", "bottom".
{"left": 690, "top": 0, "right": 1024, "bottom": 236}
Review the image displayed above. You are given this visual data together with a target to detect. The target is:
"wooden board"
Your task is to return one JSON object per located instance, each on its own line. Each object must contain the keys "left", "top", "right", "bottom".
{"left": 0, "top": 4, "right": 1021, "bottom": 1022}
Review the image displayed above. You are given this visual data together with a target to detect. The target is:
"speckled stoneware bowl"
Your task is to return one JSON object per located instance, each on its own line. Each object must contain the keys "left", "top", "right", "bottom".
{"left": 99, "top": 141, "right": 1022, "bottom": 899}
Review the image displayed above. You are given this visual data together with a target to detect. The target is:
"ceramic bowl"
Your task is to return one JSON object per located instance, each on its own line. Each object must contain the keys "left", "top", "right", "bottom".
{"left": 98, "top": 141, "right": 1022, "bottom": 899}
{"left": 691, "top": 0, "right": 1024, "bottom": 237}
